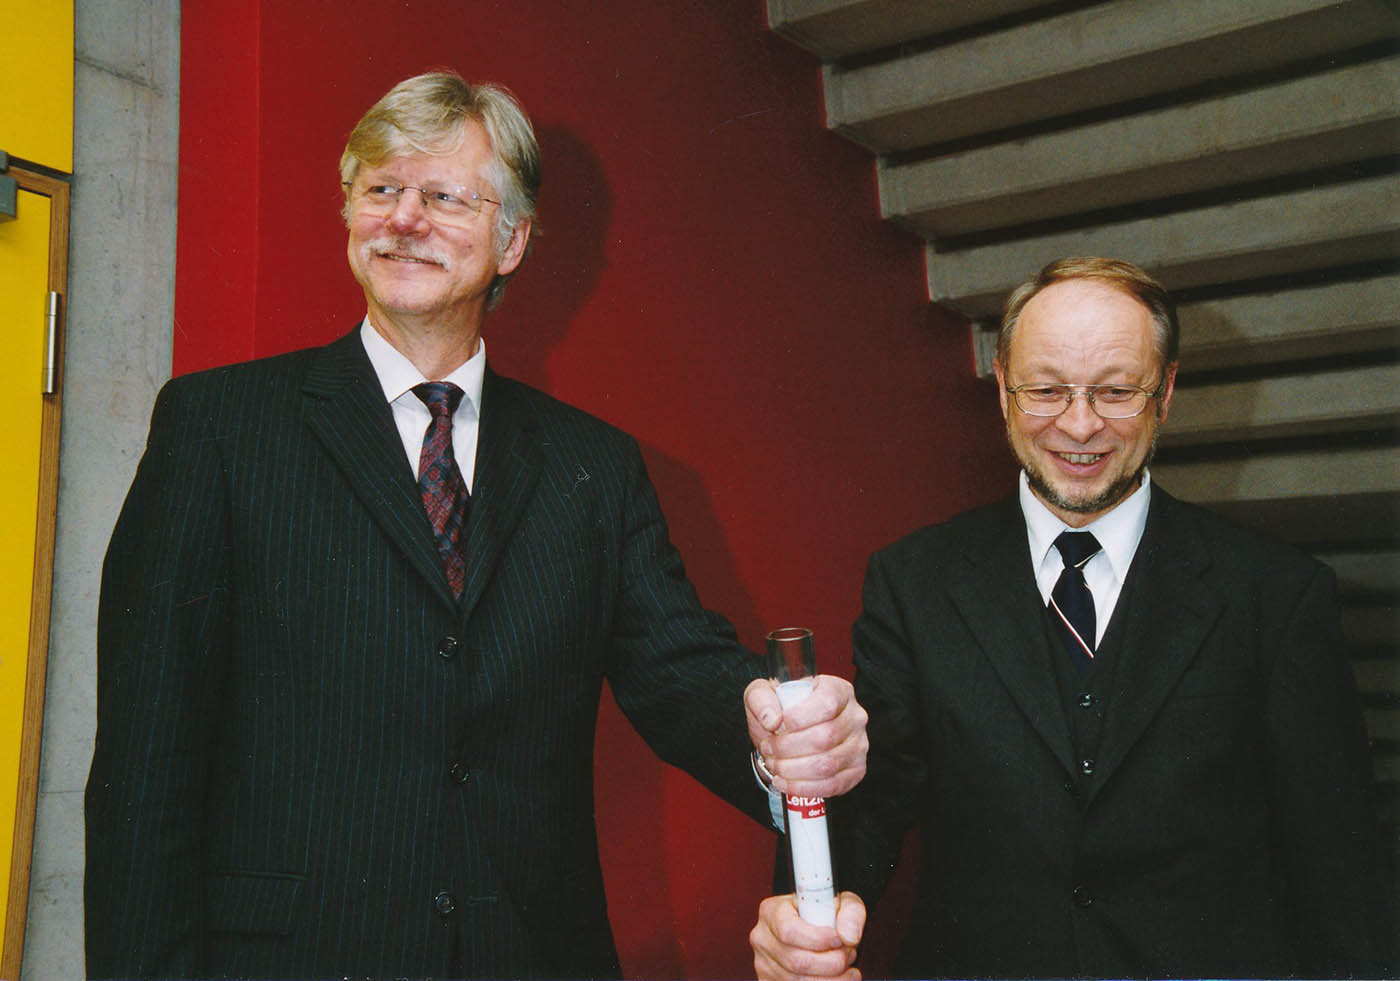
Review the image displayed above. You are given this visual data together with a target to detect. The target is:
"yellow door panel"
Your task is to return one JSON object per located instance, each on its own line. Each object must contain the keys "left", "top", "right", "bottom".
{"left": 0, "top": 187, "right": 51, "bottom": 963}
{"left": 0, "top": 0, "right": 74, "bottom": 171}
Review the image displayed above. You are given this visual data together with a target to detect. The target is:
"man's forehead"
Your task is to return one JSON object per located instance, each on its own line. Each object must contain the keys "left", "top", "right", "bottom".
{"left": 1028, "top": 277, "right": 1147, "bottom": 315}
{"left": 361, "top": 124, "right": 490, "bottom": 179}
{"left": 1021, "top": 281, "right": 1150, "bottom": 337}
{"left": 1011, "top": 280, "right": 1157, "bottom": 372}
{"left": 364, "top": 150, "right": 473, "bottom": 176}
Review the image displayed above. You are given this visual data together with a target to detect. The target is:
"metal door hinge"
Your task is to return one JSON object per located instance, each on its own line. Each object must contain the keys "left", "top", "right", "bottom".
{"left": 0, "top": 150, "right": 16, "bottom": 221}
{"left": 43, "top": 292, "right": 61, "bottom": 395}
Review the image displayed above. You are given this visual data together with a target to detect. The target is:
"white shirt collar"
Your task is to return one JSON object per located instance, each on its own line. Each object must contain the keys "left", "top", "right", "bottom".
{"left": 359, "top": 318, "right": 485, "bottom": 416}
{"left": 1020, "top": 471, "right": 1152, "bottom": 642}
{"left": 1020, "top": 470, "right": 1151, "bottom": 580}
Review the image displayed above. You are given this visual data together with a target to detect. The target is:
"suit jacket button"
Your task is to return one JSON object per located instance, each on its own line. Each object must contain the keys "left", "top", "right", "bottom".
{"left": 437, "top": 635, "right": 460, "bottom": 660}
{"left": 449, "top": 762, "right": 471, "bottom": 785}
{"left": 434, "top": 891, "right": 456, "bottom": 915}
{"left": 1063, "top": 779, "right": 1078, "bottom": 796}
{"left": 1072, "top": 885, "right": 1093, "bottom": 907}
{"left": 1077, "top": 692, "right": 1095, "bottom": 709}
{"left": 1080, "top": 758, "right": 1095, "bottom": 776}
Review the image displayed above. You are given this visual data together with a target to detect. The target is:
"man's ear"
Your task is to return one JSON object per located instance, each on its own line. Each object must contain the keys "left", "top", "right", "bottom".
{"left": 497, "top": 218, "right": 532, "bottom": 276}
{"left": 993, "top": 359, "right": 1010, "bottom": 422}
{"left": 1157, "top": 361, "right": 1179, "bottom": 422}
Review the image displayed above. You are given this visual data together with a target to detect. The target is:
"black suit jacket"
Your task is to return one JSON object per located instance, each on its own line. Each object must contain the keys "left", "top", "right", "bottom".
{"left": 86, "top": 329, "right": 769, "bottom": 979}
{"left": 835, "top": 488, "right": 1393, "bottom": 979}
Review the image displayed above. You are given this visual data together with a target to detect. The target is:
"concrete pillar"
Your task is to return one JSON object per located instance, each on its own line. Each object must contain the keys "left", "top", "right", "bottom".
{"left": 22, "top": 2, "right": 179, "bottom": 977}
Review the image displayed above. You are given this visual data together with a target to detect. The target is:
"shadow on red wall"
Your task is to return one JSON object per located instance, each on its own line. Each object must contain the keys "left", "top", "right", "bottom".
{"left": 486, "top": 124, "right": 610, "bottom": 390}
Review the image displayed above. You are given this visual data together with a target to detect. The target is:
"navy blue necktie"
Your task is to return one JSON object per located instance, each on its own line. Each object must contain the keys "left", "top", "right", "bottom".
{"left": 1050, "top": 531, "right": 1101, "bottom": 675}
{"left": 413, "top": 382, "right": 469, "bottom": 598}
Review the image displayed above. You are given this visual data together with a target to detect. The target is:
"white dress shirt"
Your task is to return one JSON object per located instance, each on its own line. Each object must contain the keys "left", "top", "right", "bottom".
{"left": 1019, "top": 470, "right": 1152, "bottom": 647}
{"left": 362, "top": 320, "right": 789, "bottom": 822}
{"left": 360, "top": 319, "right": 485, "bottom": 491}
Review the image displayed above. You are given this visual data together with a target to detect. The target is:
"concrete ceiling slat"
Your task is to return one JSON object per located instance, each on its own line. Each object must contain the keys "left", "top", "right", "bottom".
{"left": 826, "top": 0, "right": 1398, "bottom": 150}
{"left": 880, "top": 57, "right": 1400, "bottom": 238}
{"left": 1177, "top": 275, "right": 1400, "bottom": 372}
{"left": 1343, "top": 607, "right": 1400, "bottom": 646}
{"left": 1165, "top": 363, "right": 1400, "bottom": 446}
{"left": 1153, "top": 444, "right": 1399, "bottom": 503}
{"left": 927, "top": 174, "right": 1400, "bottom": 316}
{"left": 766, "top": 0, "right": 1055, "bottom": 61}
{"left": 1316, "top": 550, "right": 1400, "bottom": 598}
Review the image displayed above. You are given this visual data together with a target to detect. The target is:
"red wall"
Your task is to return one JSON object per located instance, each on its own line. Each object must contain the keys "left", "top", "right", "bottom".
{"left": 176, "top": 1, "right": 1015, "bottom": 975}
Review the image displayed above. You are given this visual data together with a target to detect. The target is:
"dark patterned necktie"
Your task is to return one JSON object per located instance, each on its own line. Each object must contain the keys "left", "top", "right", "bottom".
{"left": 1049, "top": 531, "right": 1101, "bottom": 675}
{"left": 413, "top": 382, "right": 469, "bottom": 598}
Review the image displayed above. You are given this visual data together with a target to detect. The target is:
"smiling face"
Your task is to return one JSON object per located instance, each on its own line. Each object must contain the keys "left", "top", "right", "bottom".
{"left": 345, "top": 118, "right": 529, "bottom": 347}
{"left": 994, "top": 278, "right": 1177, "bottom": 527}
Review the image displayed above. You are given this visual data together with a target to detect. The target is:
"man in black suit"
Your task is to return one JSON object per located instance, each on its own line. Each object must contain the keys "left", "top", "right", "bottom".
{"left": 86, "top": 71, "right": 867, "bottom": 979}
{"left": 750, "top": 257, "right": 1393, "bottom": 979}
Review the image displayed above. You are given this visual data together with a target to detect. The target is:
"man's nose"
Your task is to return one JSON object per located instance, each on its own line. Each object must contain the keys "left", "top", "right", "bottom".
{"left": 1055, "top": 391, "right": 1106, "bottom": 442}
{"left": 387, "top": 190, "right": 431, "bottom": 232}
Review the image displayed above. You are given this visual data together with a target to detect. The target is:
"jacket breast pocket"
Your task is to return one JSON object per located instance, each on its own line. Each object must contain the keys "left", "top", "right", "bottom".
{"left": 1172, "top": 666, "right": 1255, "bottom": 698}
{"left": 1162, "top": 667, "right": 1262, "bottom": 777}
{"left": 205, "top": 870, "right": 304, "bottom": 936}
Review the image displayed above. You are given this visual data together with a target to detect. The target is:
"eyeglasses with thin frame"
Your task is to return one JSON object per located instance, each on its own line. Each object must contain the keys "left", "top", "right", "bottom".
{"left": 1004, "top": 378, "right": 1164, "bottom": 419}
{"left": 343, "top": 178, "right": 500, "bottom": 225}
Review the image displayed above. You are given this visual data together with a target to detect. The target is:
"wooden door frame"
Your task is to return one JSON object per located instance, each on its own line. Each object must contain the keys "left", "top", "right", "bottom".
{"left": 3, "top": 163, "right": 69, "bottom": 980}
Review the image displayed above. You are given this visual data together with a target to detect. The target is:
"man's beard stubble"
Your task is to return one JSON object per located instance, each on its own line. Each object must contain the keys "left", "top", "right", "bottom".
{"left": 1014, "top": 414, "right": 1163, "bottom": 517}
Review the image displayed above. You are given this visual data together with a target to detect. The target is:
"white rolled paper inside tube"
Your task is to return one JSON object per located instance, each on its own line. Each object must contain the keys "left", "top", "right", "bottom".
{"left": 776, "top": 678, "right": 836, "bottom": 927}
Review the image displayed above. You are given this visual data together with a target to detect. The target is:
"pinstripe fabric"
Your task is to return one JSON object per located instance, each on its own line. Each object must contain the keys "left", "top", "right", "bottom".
{"left": 86, "top": 328, "right": 768, "bottom": 980}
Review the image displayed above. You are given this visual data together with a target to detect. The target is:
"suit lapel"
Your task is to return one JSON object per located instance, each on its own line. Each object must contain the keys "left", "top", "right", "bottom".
{"left": 456, "top": 367, "right": 542, "bottom": 627}
{"left": 1087, "top": 488, "right": 1225, "bottom": 801}
{"left": 301, "top": 330, "right": 457, "bottom": 611}
{"left": 947, "top": 497, "right": 1076, "bottom": 776}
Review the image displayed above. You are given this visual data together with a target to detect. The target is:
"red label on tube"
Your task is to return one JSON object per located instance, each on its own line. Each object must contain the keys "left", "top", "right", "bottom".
{"left": 786, "top": 795, "right": 826, "bottom": 819}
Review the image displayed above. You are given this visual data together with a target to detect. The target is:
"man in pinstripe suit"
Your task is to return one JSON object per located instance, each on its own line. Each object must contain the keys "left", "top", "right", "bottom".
{"left": 86, "top": 72, "right": 867, "bottom": 980}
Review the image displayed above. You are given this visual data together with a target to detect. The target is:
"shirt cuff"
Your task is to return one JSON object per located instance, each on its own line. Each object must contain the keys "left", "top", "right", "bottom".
{"left": 752, "top": 751, "right": 785, "bottom": 831}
